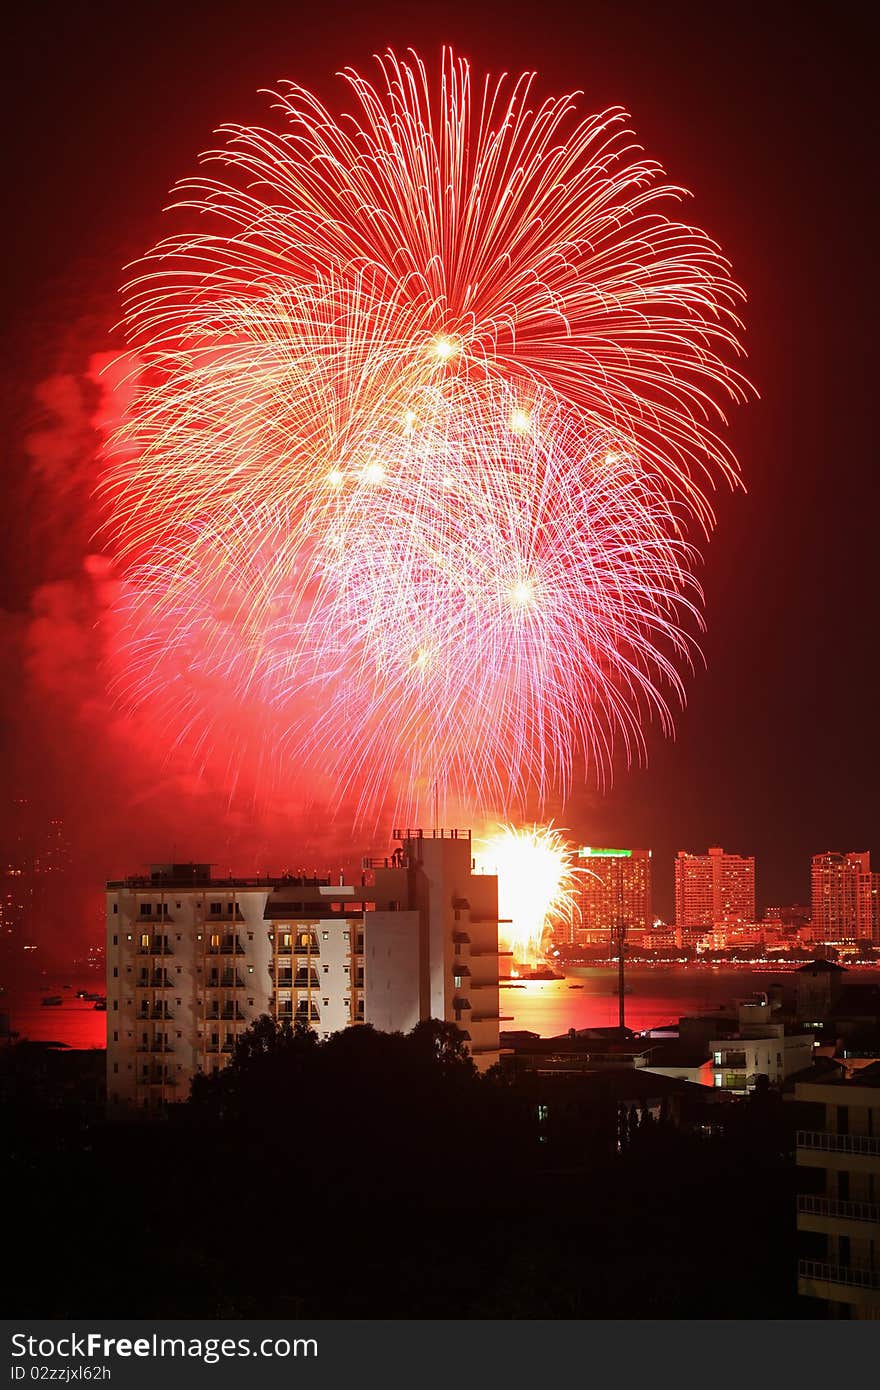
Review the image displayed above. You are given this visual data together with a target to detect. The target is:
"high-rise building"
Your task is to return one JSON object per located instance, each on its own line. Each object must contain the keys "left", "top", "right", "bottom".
{"left": 811, "top": 852, "right": 880, "bottom": 944}
{"left": 106, "top": 834, "right": 500, "bottom": 1106}
{"left": 674, "top": 847, "right": 755, "bottom": 930}
{"left": 573, "top": 848, "right": 651, "bottom": 945}
{"left": 365, "top": 829, "right": 500, "bottom": 1069}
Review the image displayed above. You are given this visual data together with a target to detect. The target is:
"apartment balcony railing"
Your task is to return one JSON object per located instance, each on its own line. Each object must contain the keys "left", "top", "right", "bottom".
{"left": 137, "top": 944, "right": 173, "bottom": 955}
{"left": 798, "top": 1194, "right": 880, "bottom": 1224}
{"left": 208, "top": 974, "right": 246, "bottom": 989}
{"left": 204, "top": 1042, "right": 236, "bottom": 1054}
{"left": 208, "top": 1008, "right": 246, "bottom": 1021}
{"left": 797, "top": 1131, "right": 880, "bottom": 1157}
{"left": 137, "top": 974, "right": 173, "bottom": 988}
{"left": 798, "top": 1258, "right": 880, "bottom": 1290}
{"left": 139, "top": 1008, "right": 173, "bottom": 1020}
{"left": 206, "top": 940, "right": 245, "bottom": 955}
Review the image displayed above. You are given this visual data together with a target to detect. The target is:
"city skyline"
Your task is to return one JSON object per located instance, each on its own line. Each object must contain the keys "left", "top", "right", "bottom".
{"left": 8, "top": 802, "right": 880, "bottom": 960}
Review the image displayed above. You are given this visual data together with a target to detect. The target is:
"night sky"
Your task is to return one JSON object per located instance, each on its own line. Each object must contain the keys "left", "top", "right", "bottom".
{"left": 2, "top": 0, "right": 876, "bottom": 934}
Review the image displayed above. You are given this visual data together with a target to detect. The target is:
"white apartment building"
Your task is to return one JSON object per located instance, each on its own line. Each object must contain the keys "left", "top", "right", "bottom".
{"left": 364, "top": 828, "right": 501, "bottom": 1070}
{"left": 710, "top": 998, "right": 814, "bottom": 1094}
{"left": 106, "top": 865, "right": 371, "bottom": 1107}
{"left": 107, "top": 835, "right": 501, "bottom": 1106}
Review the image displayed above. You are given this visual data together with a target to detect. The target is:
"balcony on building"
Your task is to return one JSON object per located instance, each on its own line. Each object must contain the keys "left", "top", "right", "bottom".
{"left": 797, "top": 1193, "right": 880, "bottom": 1238}
{"left": 139, "top": 1004, "right": 173, "bottom": 1019}
{"left": 208, "top": 1004, "right": 246, "bottom": 1021}
{"left": 797, "top": 1130, "right": 880, "bottom": 1173}
{"left": 137, "top": 936, "right": 173, "bottom": 955}
{"left": 798, "top": 1258, "right": 880, "bottom": 1307}
{"left": 209, "top": 971, "right": 246, "bottom": 989}
{"left": 206, "top": 935, "right": 245, "bottom": 955}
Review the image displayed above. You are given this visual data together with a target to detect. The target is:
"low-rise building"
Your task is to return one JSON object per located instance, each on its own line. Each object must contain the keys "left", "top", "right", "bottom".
{"left": 709, "top": 999, "right": 814, "bottom": 1094}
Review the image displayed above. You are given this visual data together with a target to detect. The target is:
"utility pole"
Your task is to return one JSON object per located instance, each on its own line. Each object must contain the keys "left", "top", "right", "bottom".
{"left": 614, "top": 918, "right": 627, "bottom": 1031}
{"left": 612, "top": 858, "right": 627, "bottom": 1032}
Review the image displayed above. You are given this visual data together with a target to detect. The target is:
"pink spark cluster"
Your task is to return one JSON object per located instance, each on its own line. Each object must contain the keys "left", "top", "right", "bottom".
{"left": 102, "top": 49, "right": 749, "bottom": 821}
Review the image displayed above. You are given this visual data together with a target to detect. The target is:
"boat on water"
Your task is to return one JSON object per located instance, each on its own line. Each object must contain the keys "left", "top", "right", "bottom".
{"left": 513, "top": 967, "right": 564, "bottom": 981}
{"left": 41, "top": 996, "right": 63, "bottom": 1006}
{"left": 568, "top": 984, "right": 584, "bottom": 990}
{"left": 93, "top": 998, "right": 107, "bottom": 1011}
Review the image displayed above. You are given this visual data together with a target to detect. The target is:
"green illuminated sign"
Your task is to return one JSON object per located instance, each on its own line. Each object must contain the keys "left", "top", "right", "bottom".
{"left": 578, "top": 847, "right": 633, "bottom": 858}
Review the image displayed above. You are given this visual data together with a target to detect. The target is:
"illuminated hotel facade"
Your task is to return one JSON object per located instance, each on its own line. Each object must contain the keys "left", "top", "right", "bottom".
{"left": 811, "top": 851, "right": 880, "bottom": 944}
{"left": 674, "top": 846, "right": 755, "bottom": 930}
{"left": 573, "top": 848, "right": 651, "bottom": 945}
{"left": 106, "top": 833, "right": 500, "bottom": 1106}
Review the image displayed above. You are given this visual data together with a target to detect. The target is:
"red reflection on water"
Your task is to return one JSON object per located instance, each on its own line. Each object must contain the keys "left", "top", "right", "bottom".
{"left": 4, "top": 979, "right": 107, "bottom": 1049}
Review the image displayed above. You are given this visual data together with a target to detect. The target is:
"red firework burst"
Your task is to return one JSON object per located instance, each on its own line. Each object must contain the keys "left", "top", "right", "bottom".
{"left": 100, "top": 48, "right": 751, "bottom": 821}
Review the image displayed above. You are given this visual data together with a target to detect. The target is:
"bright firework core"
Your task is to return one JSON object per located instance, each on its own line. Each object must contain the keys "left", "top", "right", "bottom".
{"left": 104, "top": 48, "right": 750, "bottom": 822}
{"left": 478, "top": 825, "right": 580, "bottom": 968}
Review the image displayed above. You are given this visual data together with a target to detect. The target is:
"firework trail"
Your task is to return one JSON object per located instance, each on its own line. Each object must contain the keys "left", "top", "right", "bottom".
{"left": 102, "top": 49, "right": 750, "bottom": 819}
